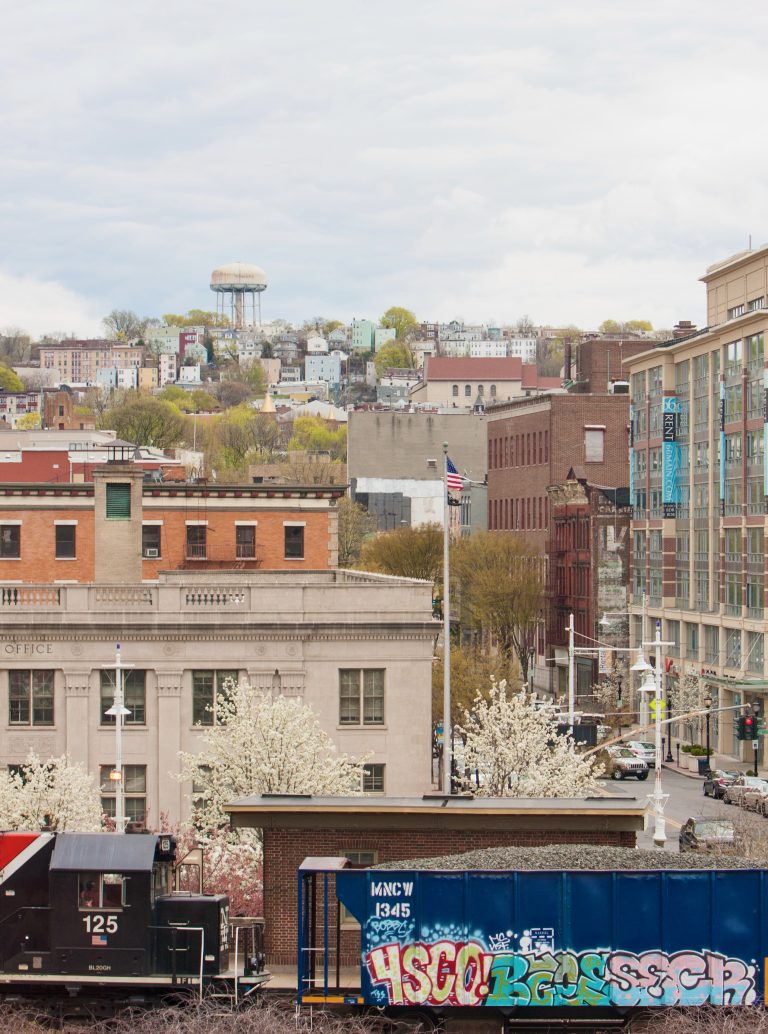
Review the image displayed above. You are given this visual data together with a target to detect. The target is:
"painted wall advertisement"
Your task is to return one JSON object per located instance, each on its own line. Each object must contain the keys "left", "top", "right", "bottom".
{"left": 336, "top": 869, "right": 761, "bottom": 1010}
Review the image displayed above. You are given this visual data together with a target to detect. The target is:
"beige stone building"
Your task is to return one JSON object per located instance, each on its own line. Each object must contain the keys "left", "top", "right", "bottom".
{"left": 408, "top": 356, "right": 562, "bottom": 406}
{"left": 0, "top": 569, "right": 436, "bottom": 826}
{"left": 627, "top": 245, "right": 768, "bottom": 762}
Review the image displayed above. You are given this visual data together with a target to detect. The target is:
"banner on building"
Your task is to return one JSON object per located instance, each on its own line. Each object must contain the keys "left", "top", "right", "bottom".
{"left": 662, "top": 396, "right": 681, "bottom": 518}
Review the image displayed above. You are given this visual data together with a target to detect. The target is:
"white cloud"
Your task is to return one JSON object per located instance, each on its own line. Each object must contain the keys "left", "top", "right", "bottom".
{"left": 0, "top": 270, "right": 103, "bottom": 339}
{"left": 1, "top": 0, "right": 768, "bottom": 331}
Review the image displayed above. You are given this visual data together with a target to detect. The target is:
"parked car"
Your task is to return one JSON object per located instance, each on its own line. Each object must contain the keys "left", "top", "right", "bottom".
{"left": 742, "top": 783, "right": 768, "bottom": 812}
{"left": 724, "top": 776, "right": 768, "bottom": 806}
{"left": 626, "top": 741, "right": 655, "bottom": 764}
{"left": 607, "top": 747, "right": 649, "bottom": 781}
{"left": 679, "top": 817, "right": 738, "bottom": 853}
{"left": 703, "top": 769, "right": 742, "bottom": 799}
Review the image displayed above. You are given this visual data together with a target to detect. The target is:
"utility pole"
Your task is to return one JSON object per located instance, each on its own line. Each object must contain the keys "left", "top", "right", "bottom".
{"left": 104, "top": 644, "right": 132, "bottom": 833}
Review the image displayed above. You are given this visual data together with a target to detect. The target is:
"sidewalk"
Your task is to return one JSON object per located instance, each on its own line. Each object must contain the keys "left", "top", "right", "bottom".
{"left": 662, "top": 751, "right": 759, "bottom": 781}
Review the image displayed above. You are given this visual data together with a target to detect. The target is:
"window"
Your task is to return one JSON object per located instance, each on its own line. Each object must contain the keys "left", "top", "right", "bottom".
{"left": 9, "top": 670, "right": 54, "bottom": 725}
{"left": 339, "top": 669, "right": 384, "bottom": 725}
{"left": 666, "top": 621, "right": 680, "bottom": 657}
{"left": 55, "top": 524, "right": 76, "bottom": 559}
{"left": 106, "top": 483, "right": 131, "bottom": 519}
{"left": 727, "top": 304, "right": 745, "bottom": 320}
{"left": 363, "top": 764, "right": 385, "bottom": 794}
{"left": 284, "top": 525, "right": 304, "bottom": 559}
{"left": 464, "top": 384, "right": 471, "bottom": 397}
{"left": 142, "top": 524, "right": 161, "bottom": 558}
{"left": 490, "top": 384, "right": 496, "bottom": 398}
{"left": 100, "top": 670, "right": 146, "bottom": 725}
{"left": 477, "top": 384, "right": 484, "bottom": 397}
{"left": 726, "top": 629, "right": 742, "bottom": 668}
{"left": 748, "top": 298, "right": 765, "bottom": 313}
{"left": 0, "top": 525, "right": 20, "bottom": 559}
{"left": 452, "top": 384, "right": 458, "bottom": 397}
{"left": 192, "top": 670, "right": 238, "bottom": 725}
{"left": 186, "top": 525, "right": 206, "bottom": 559}
{"left": 704, "top": 625, "right": 719, "bottom": 665}
{"left": 78, "top": 871, "right": 126, "bottom": 910}
{"left": 100, "top": 764, "right": 146, "bottom": 826}
{"left": 236, "top": 525, "right": 256, "bottom": 559}
{"left": 685, "top": 623, "right": 699, "bottom": 660}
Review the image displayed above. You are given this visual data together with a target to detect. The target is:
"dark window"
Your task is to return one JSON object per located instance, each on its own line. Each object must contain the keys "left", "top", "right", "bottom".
{"left": 106, "top": 483, "right": 131, "bottom": 519}
{"left": 236, "top": 525, "right": 256, "bottom": 559}
{"left": 464, "top": 384, "right": 471, "bottom": 397}
{"left": 100, "top": 670, "right": 146, "bottom": 725}
{"left": 0, "top": 525, "right": 20, "bottom": 558}
{"left": 339, "top": 669, "right": 384, "bottom": 725}
{"left": 192, "top": 670, "right": 238, "bottom": 725}
{"left": 363, "top": 763, "right": 385, "bottom": 793}
{"left": 142, "top": 525, "right": 161, "bottom": 557}
{"left": 284, "top": 525, "right": 304, "bottom": 559}
{"left": 9, "top": 670, "right": 54, "bottom": 725}
{"left": 186, "top": 525, "right": 206, "bottom": 559}
{"left": 55, "top": 524, "right": 76, "bottom": 559}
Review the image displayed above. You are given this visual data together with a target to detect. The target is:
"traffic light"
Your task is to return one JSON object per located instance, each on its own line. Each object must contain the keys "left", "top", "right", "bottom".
{"left": 738, "top": 712, "right": 757, "bottom": 741}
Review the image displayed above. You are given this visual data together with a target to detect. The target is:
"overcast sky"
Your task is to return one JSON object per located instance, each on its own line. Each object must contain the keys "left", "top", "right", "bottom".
{"left": 2, "top": 0, "right": 768, "bottom": 337}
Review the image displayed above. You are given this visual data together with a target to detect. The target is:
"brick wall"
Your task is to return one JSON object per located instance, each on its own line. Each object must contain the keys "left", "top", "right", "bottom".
{"left": 264, "top": 825, "right": 636, "bottom": 966}
{"left": 487, "top": 395, "right": 630, "bottom": 553}
{"left": 0, "top": 507, "right": 96, "bottom": 581}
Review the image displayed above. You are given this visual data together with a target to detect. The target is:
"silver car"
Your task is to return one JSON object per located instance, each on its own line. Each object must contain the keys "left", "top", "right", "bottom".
{"left": 607, "top": 747, "right": 649, "bottom": 781}
{"left": 626, "top": 740, "right": 656, "bottom": 764}
{"left": 724, "top": 776, "right": 768, "bottom": 807}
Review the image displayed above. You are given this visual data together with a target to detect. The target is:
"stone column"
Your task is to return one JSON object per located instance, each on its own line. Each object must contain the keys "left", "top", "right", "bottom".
{"left": 156, "top": 670, "right": 184, "bottom": 823}
{"left": 63, "top": 669, "right": 93, "bottom": 770}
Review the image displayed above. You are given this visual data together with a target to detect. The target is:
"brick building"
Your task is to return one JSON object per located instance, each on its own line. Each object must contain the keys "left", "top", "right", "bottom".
{"left": 547, "top": 473, "right": 631, "bottom": 700}
{"left": 0, "top": 465, "right": 343, "bottom": 582}
{"left": 39, "top": 340, "right": 144, "bottom": 384}
{"left": 486, "top": 392, "right": 631, "bottom": 553}
{"left": 409, "top": 357, "right": 561, "bottom": 407}
{"left": 227, "top": 795, "right": 645, "bottom": 967}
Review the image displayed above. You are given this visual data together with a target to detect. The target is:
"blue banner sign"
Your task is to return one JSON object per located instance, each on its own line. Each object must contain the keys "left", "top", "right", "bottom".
{"left": 661, "top": 397, "right": 681, "bottom": 518}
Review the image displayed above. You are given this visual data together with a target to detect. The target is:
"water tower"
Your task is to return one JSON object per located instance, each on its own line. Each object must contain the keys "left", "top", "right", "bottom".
{"left": 210, "top": 262, "right": 267, "bottom": 328}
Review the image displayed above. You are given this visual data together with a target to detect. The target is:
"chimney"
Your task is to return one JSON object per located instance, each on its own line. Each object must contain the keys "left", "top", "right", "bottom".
{"left": 673, "top": 320, "right": 697, "bottom": 340}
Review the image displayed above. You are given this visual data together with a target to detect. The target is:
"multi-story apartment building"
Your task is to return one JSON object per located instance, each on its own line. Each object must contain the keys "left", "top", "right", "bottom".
{"left": 627, "top": 246, "right": 768, "bottom": 761}
{"left": 39, "top": 341, "right": 144, "bottom": 385}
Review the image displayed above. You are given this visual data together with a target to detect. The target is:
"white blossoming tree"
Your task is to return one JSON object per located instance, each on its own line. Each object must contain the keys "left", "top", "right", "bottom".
{"left": 458, "top": 681, "right": 603, "bottom": 797}
{"left": 669, "top": 672, "right": 706, "bottom": 745}
{"left": 0, "top": 752, "right": 102, "bottom": 831}
{"left": 179, "top": 679, "right": 366, "bottom": 832}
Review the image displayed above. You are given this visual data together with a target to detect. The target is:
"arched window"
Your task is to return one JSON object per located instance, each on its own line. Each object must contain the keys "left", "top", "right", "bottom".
{"left": 464, "top": 384, "right": 471, "bottom": 397}
{"left": 477, "top": 384, "right": 484, "bottom": 396}
{"left": 490, "top": 384, "right": 497, "bottom": 397}
{"left": 452, "top": 384, "right": 459, "bottom": 397}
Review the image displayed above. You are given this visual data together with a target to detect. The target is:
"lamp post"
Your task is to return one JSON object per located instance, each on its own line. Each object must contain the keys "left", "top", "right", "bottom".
{"left": 753, "top": 701, "right": 761, "bottom": 777}
{"left": 704, "top": 693, "right": 712, "bottom": 776}
{"left": 104, "top": 644, "right": 132, "bottom": 834}
{"left": 640, "top": 621, "right": 672, "bottom": 848}
{"left": 616, "top": 672, "right": 623, "bottom": 738}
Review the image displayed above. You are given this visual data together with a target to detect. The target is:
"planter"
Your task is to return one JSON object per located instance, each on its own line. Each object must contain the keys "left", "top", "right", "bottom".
{"left": 688, "top": 755, "right": 703, "bottom": 772}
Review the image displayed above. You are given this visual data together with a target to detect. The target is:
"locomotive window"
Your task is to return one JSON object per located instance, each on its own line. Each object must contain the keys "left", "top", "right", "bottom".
{"left": 78, "top": 873, "right": 126, "bottom": 910}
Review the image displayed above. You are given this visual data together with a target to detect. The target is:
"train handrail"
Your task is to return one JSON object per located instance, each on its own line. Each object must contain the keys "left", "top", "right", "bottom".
{"left": 148, "top": 923, "right": 205, "bottom": 1000}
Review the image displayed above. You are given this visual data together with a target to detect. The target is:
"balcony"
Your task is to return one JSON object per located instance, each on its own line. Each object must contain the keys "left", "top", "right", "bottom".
{"left": 185, "top": 544, "right": 208, "bottom": 560}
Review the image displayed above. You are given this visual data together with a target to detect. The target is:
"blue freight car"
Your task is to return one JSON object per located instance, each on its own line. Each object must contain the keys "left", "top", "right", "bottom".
{"left": 297, "top": 859, "right": 766, "bottom": 1020}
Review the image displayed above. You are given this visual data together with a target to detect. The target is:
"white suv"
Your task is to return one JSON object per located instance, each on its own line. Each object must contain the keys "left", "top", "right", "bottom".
{"left": 627, "top": 741, "right": 655, "bottom": 764}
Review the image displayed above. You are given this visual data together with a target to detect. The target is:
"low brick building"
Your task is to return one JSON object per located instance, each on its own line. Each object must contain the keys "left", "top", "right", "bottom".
{"left": 227, "top": 794, "right": 645, "bottom": 967}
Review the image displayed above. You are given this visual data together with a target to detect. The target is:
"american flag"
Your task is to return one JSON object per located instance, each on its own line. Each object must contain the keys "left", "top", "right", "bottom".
{"left": 446, "top": 457, "right": 465, "bottom": 493}
{"left": 92, "top": 934, "right": 108, "bottom": 946}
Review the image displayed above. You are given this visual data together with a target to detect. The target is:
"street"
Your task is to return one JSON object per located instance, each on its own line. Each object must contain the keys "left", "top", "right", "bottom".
{"left": 631, "top": 767, "right": 766, "bottom": 851}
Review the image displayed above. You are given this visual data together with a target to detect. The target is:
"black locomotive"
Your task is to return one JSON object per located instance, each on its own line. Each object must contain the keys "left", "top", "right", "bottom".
{"left": 0, "top": 830, "right": 265, "bottom": 1010}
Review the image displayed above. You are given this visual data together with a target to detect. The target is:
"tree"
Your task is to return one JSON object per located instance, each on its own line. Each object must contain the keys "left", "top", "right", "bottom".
{"left": 0, "top": 365, "right": 24, "bottom": 392}
{"left": 287, "top": 415, "right": 346, "bottom": 461}
{"left": 337, "top": 496, "right": 377, "bottom": 567}
{"left": 458, "top": 682, "right": 602, "bottom": 797}
{"left": 215, "top": 380, "right": 253, "bottom": 409}
{"left": 284, "top": 454, "right": 346, "bottom": 485}
{"left": 15, "top": 412, "right": 41, "bottom": 430}
{"left": 432, "top": 646, "right": 516, "bottom": 728}
{"left": 515, "top": 314, "right": 536, "bottom": 335}
{"left": 0, "top": 752, "right": 102, "bottom": 831}
{"left": 323, "top": 319, "right": 344, "bottom": 336}
{"left": 102, "top": 309, "right": 149, "bottom": 340}
{"left": 380, "top": 306, "right": 418, "bottom": 341}
{"left": 592, "top": 671, "right": 630, "bottom": 732}
{"left": 452, "top": 532, "right": 545, "bottom": 687}
{"left": 598, "top": 319, "right": 622, "bottom": 335}
{"left": 373, "top": 340, "right": 415, "bottom": 377}
{"left": 0, "top": 326, "right": 33, "bottom": 363}
{"left": 100, "top": 395, "right": 186, "bottom": 448}
{"left": 179, "top": 679, "right": 365, "bottom": 831}
{"left": 359, "top": 523, "right": 443, "bottom": 583}
{"left": 669, "top": 672, "right": 706, "bottom": 745}
{"left": 625, "top": 319, "right": 653, "bottom": 333}
{"left": 162, "top": 310, "right": 228, "bottom": 329}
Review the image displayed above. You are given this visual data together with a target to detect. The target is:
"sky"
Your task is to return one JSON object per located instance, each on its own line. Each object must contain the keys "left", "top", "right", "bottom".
{"left": 2, "top": 0, "right": 768, "bottom": 338}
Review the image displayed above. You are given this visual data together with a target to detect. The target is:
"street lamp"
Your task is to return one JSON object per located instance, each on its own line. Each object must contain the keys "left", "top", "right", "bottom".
{"left": 640, "top": 622, "right": 672, "bottom": 848}
{"left": 704, "top": 693, "right": 712, "bottom": 776}
{"left": 753, "top": 701, "right": 761, "bottom": 776}
{"left": 104, "top": 644, "right": 132, "bottom": 834}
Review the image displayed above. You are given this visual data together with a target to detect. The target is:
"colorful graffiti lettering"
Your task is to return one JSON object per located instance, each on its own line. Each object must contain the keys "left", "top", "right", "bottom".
{"left": 366, "top": 940, "right": 493, "bottom": 1007}
{"left": 365, "top": 943, "right": 757, "bottom": 1009}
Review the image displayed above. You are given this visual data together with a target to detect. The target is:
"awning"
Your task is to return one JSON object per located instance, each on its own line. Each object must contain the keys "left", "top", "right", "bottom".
{"left": 51, "top": 834, "right": 158, "bottom": 872}
{"left": 699, "top": 676, "right": 768, "bottom": 691}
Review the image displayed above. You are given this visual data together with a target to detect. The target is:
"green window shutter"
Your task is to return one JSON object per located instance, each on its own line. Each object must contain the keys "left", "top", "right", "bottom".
{"left": 106, "top": 483, "right": 131, "bottom": 519}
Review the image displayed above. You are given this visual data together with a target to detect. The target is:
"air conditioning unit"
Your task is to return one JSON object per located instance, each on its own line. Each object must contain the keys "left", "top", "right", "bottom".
{"left": 144, "top": 548, "right": 159, "bottom": 558}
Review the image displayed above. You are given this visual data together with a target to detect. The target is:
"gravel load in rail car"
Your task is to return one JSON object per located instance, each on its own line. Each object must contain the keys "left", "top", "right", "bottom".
{"left": 372, "top": 843, "right": 757, "bottom": 871}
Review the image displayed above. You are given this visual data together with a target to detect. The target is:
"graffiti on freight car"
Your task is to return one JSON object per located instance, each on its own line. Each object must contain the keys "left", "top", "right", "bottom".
{"left": 364, "top": 942, "right": 758, "bottom": 1008}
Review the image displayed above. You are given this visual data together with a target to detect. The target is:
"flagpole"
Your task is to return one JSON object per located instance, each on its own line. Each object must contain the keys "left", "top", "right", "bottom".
{"left": 442, "top": 441, "right": 452, "bottom": 794}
